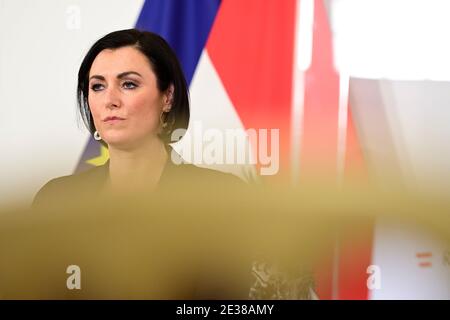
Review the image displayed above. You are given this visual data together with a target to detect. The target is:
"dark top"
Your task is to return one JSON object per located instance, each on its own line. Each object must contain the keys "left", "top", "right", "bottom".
{"left": 31, "top": 154, "right": 259, "bottom": 299}
{"left": 30, "top": 155, "right": 315, "bottom": 299}
{"left": 33, "top": 153, "right": 243, "bottom": 209}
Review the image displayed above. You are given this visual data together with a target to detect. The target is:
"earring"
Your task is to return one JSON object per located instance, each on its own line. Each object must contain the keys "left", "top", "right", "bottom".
{"left": 160, "top": 111, "right": 168, "bottom": 129}
{"left": 94, "top": 130, "right": 102, "bottom": 141}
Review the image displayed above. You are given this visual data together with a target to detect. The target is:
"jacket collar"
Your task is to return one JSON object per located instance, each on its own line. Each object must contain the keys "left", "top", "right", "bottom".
{"left": 93, "top": 145, "right": 185, "bottom": 189}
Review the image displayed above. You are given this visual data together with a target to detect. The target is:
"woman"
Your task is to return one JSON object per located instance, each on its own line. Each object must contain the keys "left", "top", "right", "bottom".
{"left": 31, "top": 29, "right": 315, "bottom": 300}
{"left": 33, "top": 29, "right": 241, "bottom": 208}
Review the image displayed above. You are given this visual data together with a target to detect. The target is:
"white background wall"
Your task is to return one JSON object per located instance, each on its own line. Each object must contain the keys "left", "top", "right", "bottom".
{"left": 0, "top": 0, "right": 144, "bottom": 206}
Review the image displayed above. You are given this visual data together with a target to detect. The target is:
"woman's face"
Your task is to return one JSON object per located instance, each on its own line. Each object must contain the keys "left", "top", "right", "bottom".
{"left": 88, "top": 46, "right": 170, "bottom": 149}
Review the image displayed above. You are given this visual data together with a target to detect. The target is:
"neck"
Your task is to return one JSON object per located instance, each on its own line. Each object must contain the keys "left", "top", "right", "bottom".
{"left": 106, "top": 137, "right": 168, "bottom": 194}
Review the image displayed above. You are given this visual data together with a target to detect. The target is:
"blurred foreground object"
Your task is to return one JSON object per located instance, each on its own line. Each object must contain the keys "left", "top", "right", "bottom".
{"left": 1, "top": 180, "right": 449, "bottom": 299}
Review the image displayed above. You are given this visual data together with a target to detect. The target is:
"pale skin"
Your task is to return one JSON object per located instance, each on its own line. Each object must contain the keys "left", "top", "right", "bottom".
{"left": 88, "top": 46, "right": 174, "bottom": 194}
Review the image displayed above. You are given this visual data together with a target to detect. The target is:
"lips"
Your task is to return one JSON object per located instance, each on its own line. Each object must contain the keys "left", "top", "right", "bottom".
{"left": 103, "top": 116, "right": 125, "bottom": 122}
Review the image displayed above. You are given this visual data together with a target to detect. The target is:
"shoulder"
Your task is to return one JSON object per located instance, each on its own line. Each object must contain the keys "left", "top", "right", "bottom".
{"left": 161, "top": 147, "right": 249, "bottom": 187}
{"left": 181, "top": 163, "right": 244, "bottom": 182}
{"left": 32, "top": 165, "right": 108, "bottom": 209}
{"left": 160, "top": 161, "right": 246, "bottom": 188}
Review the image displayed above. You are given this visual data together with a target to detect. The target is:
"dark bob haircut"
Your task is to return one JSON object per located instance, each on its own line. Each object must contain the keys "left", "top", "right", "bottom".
{"left": 77, "top": 29, "right": 190, "bottom": 144}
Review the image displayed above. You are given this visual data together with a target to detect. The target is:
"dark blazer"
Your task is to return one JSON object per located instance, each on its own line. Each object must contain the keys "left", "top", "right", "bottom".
{"left": 30, "top": 155, "right": 256, "bottom": 299}
{"left": 30, "top": 157, "right": 315, "bottom": 299}
{"left": 33, "top": 155, "right": 244, "bottom": 209}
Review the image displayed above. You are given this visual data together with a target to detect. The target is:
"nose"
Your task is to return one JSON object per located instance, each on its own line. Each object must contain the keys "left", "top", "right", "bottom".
{"left": 104, "top": 86, "right": 122, "bottom": 109}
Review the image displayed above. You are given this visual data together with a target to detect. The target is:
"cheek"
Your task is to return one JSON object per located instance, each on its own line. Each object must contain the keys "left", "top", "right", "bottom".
{"left": 126, "top": 93, "right": 162, "bottom": 128}
{"left": 87, "top": 95, "right": 102, "bottom": 125}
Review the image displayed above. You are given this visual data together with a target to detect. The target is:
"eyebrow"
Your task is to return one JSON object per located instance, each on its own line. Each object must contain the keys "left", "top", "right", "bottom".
{"left": 89, "top": 71, "right": 143, "bottom": 82}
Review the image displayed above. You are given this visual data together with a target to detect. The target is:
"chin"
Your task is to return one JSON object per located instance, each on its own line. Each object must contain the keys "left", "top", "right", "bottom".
{"left": 103, "top": 130, "right": 160, "bottom": 149}
{"left": 102, "top": 135, "right": 133, "bottom": 149}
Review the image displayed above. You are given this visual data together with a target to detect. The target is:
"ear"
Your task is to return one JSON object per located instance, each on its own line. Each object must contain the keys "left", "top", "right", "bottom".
{"left": 163, "top": 84, "right": 174, "bottom": 112}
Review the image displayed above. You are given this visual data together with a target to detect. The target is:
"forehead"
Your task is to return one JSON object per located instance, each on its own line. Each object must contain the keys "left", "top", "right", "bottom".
{"left": 89, "top": 46, "right": 153, "bottom": 77}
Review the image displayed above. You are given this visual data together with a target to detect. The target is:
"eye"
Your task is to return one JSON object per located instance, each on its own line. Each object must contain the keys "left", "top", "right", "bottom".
{"left": 90, "top": 83, "right": 104, "bottom": 91}
{"left": 122, "top": 81, "right": 138, "bottom": 89}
